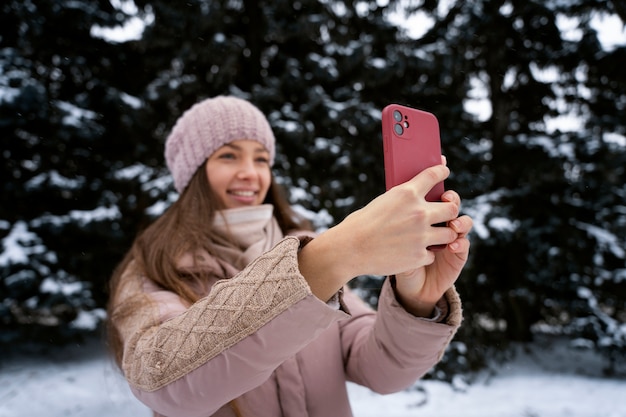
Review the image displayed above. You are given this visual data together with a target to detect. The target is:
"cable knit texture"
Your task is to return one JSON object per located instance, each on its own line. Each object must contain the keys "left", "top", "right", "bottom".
{"left": 112, "top": 237, "right": 311, "bottom": 392}
{"left": 437, "top": 286, "right": 462, "bottom": 361}
{"left": 443, "top": 286, "right": 462, "bottom": 328}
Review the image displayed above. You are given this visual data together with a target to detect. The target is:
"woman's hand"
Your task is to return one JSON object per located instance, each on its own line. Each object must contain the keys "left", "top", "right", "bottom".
{"left": 298, "top": 164, "right": 465, "bottom": 302}
{"left": 393, "top": 190, "right": 473, "bottom": 317}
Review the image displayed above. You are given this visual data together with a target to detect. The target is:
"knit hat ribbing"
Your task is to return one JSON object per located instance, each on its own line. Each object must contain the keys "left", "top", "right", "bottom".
{"left": 165, "top": 96, "right": 276, "bottom": 193}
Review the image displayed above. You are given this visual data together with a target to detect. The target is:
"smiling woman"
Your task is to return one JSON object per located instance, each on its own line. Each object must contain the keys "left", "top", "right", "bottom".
{"left": 205, "top": 140, "right": 272, "bottom": 209}
{"left": 106, "top": 95, "right": 472, "bottom": 417}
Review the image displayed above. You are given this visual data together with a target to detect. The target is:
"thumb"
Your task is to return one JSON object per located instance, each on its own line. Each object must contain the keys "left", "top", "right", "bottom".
{"left": 405, "top": 164, "right": 449, "bottom": 197}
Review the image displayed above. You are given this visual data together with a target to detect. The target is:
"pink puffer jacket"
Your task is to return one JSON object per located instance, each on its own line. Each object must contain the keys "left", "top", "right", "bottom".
{"left": 110, "top": 236, "right": 462, "bottom": 417}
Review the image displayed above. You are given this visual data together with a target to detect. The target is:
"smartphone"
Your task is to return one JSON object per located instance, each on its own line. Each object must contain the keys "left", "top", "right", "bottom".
{"left": 382, "top": 103, "right": 444, "bottom": 201}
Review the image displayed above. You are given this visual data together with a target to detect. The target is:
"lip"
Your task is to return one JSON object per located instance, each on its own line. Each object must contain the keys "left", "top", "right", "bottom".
{"left": 227, "top": 189, "right": 259, "bottom": 205}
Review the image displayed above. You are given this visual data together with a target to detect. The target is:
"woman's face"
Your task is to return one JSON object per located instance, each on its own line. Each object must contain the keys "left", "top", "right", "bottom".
{"left": 205, "top": 140, "right": 272, "bottom": 209}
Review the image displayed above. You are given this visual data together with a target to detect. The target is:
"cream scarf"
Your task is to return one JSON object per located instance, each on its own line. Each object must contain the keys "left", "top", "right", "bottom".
{"left": 176, "top": 204, "right": 284, "bottom": 284}
{"left": 212, "top": 204, "right": 283, "bottom": 271}
{"left": 176, "top": 204, "right": 283, "bottom": 297}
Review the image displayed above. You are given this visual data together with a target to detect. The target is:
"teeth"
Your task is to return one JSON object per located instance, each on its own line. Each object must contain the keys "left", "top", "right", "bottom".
{"left": 231, "top": 191, "right": 255, "bottom": 197}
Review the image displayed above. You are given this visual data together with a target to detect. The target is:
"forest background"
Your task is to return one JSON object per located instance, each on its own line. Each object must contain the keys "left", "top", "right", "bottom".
{"left": 1, "top": 0, "right": 625, "bottom": 380}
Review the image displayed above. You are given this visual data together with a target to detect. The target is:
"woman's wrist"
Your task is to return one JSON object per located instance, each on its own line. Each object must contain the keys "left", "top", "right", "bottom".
{"left": 391, "top": 276, "right": 441, "bottom": 318}
{"left": 297, "top": 227, "right": 356, "bottom": 302}
{"left": 397, "top": 295, "right": 437, "bottom": 318}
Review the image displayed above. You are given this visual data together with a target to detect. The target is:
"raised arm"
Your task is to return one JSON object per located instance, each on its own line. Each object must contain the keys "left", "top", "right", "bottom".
{"left": 298, "top": 164, "right": 463, "bottom": 305}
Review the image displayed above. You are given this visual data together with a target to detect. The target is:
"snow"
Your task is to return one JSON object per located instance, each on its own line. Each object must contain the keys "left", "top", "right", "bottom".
{"left": 604, "top": 132, "right": 626, "bottom": 148}
{"left": 574, "top": 221, "right": 626, "bottom": 259}
{"left": 1, "top": 336, "right": 624, "bottom": 417}
{"left": 461, "top": 190, "right": 509, "bottom": 239}
{"left": 488, "top": 216, "right": 519, "bottom": 233}
{"left": 56, "top": 101, "right": 98, "bottom": 128}
{"left": 90, "top": 0, "right": 154, "bottom": 44}
{"left": 590, "top": 13, "right": 626, "bottom": 52}
{"left": 40, "top": 277, "right": 85, "bottom": 296}
{"left": 0, "top": 221, "right": 44, "bottom": 265}
{"left": 27, "top": 207, "right": 121, "bottom": 229}
{"left": 26, "top": 170, "right": 85, "bottom": 191}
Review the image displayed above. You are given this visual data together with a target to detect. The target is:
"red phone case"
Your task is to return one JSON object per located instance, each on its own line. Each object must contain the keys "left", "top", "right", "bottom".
{"left": 382, "top": 104, "right": 444, "bottom": 201}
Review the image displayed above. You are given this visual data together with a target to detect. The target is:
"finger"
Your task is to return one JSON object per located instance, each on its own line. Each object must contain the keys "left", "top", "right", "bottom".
{"left": 430, "top": 224, "right": 460, "bottom": 247}
{"left": 448, "top": 235, "right": 471, "bottom": 254}
{"left": 449, "top": 215, "right": 473, "bottom": 236}
{"left": 441, "top": 190, "right": 460, "bottom": 207}
{"left": 430, "top": 201, "right": 460, "bottom": 226}
{"left": 406, "top": 164, "right": 450, "bottom": 198}
{"left": 441, "top": 155, "right": 447, "bottom": 166}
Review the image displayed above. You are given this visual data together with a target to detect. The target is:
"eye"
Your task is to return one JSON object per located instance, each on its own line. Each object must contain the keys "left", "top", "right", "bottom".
{"left": 217, "top": 152, "right": 236, "bottom": 160}
{"left": 255, "top": 156, "right": 270, "bottom": 164}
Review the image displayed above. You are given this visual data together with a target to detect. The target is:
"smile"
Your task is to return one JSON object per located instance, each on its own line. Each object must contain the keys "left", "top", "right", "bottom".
{"left": 229, "top": 190, "right": 257, "bottom": 197}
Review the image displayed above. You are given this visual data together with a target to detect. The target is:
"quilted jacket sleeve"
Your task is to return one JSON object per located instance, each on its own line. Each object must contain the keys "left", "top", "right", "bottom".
{"left": 340, "top": 278, "right": 462, "bottom": 394}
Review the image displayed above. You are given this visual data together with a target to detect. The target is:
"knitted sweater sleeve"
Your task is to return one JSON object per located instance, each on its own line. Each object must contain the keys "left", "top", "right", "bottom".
{"left": 110, "top": 236, "right": 348, "bottom": 416}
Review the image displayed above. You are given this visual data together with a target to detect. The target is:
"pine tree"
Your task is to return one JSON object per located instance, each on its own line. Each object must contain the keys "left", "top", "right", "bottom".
{"left": 0, "top": 0, "right": 147, "bottom": 344}
{"left": 1, "top": 0, "right": 624, "bottom": 374}
{"left": 412, "top": 0, "right": 626, "bottom": 370}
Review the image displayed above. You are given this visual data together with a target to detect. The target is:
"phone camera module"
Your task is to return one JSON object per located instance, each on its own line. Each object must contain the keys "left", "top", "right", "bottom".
{"left": 393, "top": 110, "right": 403, "bottom": 122}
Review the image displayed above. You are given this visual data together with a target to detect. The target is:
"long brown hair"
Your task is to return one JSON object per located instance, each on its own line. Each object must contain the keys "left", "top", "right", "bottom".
{"left": 107, "top": 164, "right": 312, "bottom": 413}
{"left": 108, "top": 164, "right": 312, "bottom": 358}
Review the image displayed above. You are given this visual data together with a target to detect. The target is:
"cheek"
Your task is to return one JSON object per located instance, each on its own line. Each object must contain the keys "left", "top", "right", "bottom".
{"left": 259, "top": 170, "right": 272, "bottom": 197}
{"left": 205, "top": 166, "right": 228, "bottom": 196}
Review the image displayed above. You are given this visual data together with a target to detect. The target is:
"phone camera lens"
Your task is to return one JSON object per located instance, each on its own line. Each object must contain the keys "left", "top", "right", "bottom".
{"left": 394, "top": 123, "right": 404, "bottom": 135}
{"left": 393, "top": 110, "right": 402, "bottom": 122}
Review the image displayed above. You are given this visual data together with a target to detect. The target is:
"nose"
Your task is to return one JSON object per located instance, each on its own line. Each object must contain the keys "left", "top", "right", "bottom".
{"left": 236, "top": 158, "right": 257, "bottom": 179}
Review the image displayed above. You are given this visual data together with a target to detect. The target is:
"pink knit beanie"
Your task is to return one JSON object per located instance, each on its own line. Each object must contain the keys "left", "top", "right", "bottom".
{"left": 165, "top": 96, "right": 276, "bottom": 193}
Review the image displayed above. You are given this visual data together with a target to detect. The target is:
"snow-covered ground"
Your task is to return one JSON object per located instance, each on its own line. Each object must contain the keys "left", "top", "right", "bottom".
{"left": 1, "top": 335, "right": 624, "bottom": 417}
